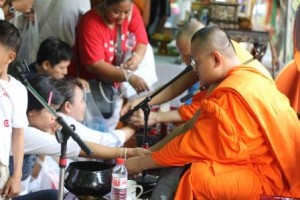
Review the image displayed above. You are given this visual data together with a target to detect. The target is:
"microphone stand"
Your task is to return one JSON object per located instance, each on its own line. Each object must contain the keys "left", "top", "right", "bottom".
{"left": 121, "top": 65, "right": 193, "bottom": 148}
{"left": 120, "top": 65, "right": 193, "bottom": 123}
{"left": 120, "top": 65, "right": 193, "bottom": 187}
{"left": 16, "top": 71, "right": 93, "bottom": 200}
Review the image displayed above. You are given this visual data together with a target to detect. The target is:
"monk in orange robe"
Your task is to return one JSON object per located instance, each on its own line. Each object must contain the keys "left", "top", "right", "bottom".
{"left": 128, "top": 21, "right": 272, "bottom": 127}
{"left": 125, "top": 25, "right": 300, "bottom": 199}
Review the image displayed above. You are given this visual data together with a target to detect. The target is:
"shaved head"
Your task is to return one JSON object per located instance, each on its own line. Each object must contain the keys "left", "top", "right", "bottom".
{"left": 190, "top": 25, "right": 241, "bottom": 85}
{"left": 176, "top": 20, "right": 205, "bottom": 64}
{"left": 176, "top": 20, "right": 205, "bottom": 44}
{"left": 191, "top": 25, "right": 236, "bottom": 58}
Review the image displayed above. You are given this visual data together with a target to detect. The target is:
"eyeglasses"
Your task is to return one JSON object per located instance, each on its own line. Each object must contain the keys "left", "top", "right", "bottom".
{"left": 190, "top": 57, "right": 197, "bottom": 69}
{"left": 190, "top": 52, "right": 212, "bottom": 69}
{"left": 190, "top": 31, "right": 235, "bottom": 69}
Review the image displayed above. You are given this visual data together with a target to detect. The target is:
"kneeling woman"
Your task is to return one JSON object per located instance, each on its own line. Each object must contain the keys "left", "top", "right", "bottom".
{"left": 17, "top": 74, "right": 149, "bottom": 193}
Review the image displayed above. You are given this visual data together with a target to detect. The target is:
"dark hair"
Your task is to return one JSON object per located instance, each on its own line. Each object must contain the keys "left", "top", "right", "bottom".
{"left": 0, "top": 20, "right": 21, "bottom": 54}
{"left": 36, "top": 37, "right": 73, "bottom": 67}
{"left": 55, "top": 77, "right": 83, "bottom": 110}
{"left": 27, "top": 74, "right": 64, "bottom": 112}
{"left": 104, "top": 0, "right": 132, "bottom": 6}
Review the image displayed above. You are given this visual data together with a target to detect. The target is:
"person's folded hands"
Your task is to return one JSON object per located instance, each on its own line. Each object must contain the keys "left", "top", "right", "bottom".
{"left": 120, "top": 96, "right": 144, "bottom": 116}
{"left": 130, "top": 110, "right": 157, "bottom": 127}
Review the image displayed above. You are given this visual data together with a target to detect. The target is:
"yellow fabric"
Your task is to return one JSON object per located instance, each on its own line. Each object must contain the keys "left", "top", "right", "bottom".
{"left": 152, "top": 67, "right": 300, "bottom": 199}
{"left": 232, "top": 40, "right": 272, "bottom": 79}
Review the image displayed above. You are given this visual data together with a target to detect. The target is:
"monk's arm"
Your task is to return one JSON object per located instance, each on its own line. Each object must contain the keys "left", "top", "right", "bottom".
{"left": 125, "top": 154, "right": 162, "bottom": 175}
{"left": 130, "top": 109, "right": 183, "bottom": 127}
{"left": 149, "top": 109, "right": 201, "bottom": 151}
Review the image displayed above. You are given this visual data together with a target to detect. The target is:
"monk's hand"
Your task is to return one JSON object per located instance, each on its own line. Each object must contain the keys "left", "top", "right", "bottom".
{"left": 128, "top": 148, "right": 151, "bottom": 158}
{"left": 130, "top": 111, "right": 157, "bottom": 127}
{"left": 128, "top": 74, "right": 149, "bottom": 94}
{"left": 125, "top": 156, "right": 145, "bottom": 175}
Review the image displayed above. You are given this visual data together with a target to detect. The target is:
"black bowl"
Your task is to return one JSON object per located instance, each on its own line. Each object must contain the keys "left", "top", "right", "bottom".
{"left": 65, "top": 161, "right": 112, "bottom": 197}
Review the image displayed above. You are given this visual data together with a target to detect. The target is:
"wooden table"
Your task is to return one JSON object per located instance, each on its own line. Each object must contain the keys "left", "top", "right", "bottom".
{"left": 225, "top": 28, "right": 279, "bottom": 77}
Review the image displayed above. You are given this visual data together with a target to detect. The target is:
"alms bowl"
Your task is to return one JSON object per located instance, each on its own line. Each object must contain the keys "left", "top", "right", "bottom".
{"left": 64, "top": 161, "right": 112, "bottom": 197}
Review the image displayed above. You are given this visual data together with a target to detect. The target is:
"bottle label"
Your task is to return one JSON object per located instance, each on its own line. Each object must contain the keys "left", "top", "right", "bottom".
{"left": 112, "top": 176, "right": 127, "bottom": 189}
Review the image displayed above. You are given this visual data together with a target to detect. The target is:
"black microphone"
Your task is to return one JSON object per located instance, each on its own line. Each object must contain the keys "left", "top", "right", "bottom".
{"left": 180, "top": 85, "right": 207, "bottom": 103}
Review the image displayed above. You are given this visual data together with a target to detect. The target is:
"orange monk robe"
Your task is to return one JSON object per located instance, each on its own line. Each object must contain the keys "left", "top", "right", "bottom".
{"left": 178, "top": 91, "right": 207, "bottom": 121}
{"left": 178, "top": 41, "right": 271, "bottom": 122}
{"left": 152, "top": 66, "right": 300, "bottom": 199}
{"left": 275, "top": 60, "right": 300, "bottom": 114}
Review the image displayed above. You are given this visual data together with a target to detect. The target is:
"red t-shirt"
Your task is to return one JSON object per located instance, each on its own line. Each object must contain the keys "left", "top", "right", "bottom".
{"left": 69, "top": 4, "right": 148, "bottom": 80}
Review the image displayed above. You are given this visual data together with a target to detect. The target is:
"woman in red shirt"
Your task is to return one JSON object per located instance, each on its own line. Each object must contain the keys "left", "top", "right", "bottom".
{"left": 70, "top": 0, "right": 150, "bottom": 130}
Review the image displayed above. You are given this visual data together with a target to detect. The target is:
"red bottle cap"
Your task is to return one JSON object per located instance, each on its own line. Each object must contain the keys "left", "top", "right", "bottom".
{"left": 116, "top": 158, "right": 125, "bottom": 164}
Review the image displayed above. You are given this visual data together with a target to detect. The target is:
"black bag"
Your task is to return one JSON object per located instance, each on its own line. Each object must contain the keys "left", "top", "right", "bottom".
{"left": 88, "top": 80, "right": 117, "bottom": 119}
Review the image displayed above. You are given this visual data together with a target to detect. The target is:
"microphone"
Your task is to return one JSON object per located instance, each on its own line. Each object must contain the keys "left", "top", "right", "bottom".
{"left": 180, "top": 85, "right": 207, "bottom": 103}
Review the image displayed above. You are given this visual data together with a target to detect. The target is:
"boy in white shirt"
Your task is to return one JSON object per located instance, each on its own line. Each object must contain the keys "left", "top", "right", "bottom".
{"left": 0, "top": 20, "right": 28, "bottom": 199}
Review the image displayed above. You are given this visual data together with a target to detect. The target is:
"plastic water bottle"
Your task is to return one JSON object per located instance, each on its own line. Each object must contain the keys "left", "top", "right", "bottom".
{"left": 123, "top": 32, "right": 136, "bottom": 62}
{"left": 111, "top": 158, "right": 128, "bottom": 200}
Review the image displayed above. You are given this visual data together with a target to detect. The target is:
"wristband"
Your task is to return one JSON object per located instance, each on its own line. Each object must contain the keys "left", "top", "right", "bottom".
{"left": 121, "top": 68, "right": 133, "bottom": 82}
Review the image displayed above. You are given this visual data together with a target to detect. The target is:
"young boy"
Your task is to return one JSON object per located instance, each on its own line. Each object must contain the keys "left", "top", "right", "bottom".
{"left": 0, "top": 20, "right": 28, "bottom": 199}
{"left": 27, "top": 37, "right": 90, "bottom": 89}
{"left": 27, "top": 37, "right": 73, "bottom": 80}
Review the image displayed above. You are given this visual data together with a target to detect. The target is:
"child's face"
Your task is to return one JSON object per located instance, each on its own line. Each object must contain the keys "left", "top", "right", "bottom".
{"left": 0, "top": 45, "right": 15, "bottom": 74}
{"left": 66, "top": 86, "right": 86, "bottom": 122}
{"left": 46, "top": 60, "right": 70, "bottom": 80}
{"left": 28, "top": 107, "right": 58, "bottom": 133}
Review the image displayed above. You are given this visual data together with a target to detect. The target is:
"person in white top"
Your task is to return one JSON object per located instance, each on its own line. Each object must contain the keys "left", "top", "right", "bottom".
{"left": 21, "top": 74, "right": 149, "bottom": 193}
{"left": 25, "top": 73, "right": 148, "bottom": 159}
{"left": 56, "top": 77, "right": 136, "bottom": 146}
{"left": 0, "top": 20, "right": 28, "bottom": 199}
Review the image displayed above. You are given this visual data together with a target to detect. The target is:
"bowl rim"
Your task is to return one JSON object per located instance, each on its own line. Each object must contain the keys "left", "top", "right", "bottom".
{"left": 68, "top": 161, "right": 112, "bottom": 172}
